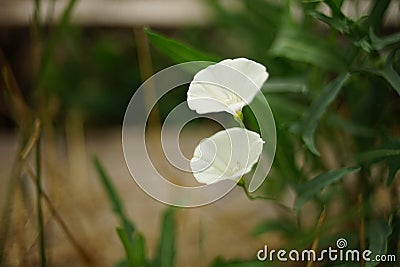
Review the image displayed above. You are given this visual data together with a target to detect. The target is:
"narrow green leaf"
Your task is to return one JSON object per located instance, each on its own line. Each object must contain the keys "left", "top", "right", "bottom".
{"left": 355, "top": 51, "right": 400, "bottom": 95}
{"left": 152, "top": 208, "right": 176, "bottom": 267}
{"left": 370, "top": 27, "right": 400, "bottom": 50}
{"left": 36, "top": 0, "right": 79, "bottom": 89}
{"left": 380, "top": 51, "right": 400, "bottom": 96}
{"left": 94, "top": 157, "right": 148, "bottom": 266}
{"left": 262, "top": 76, "right": 308, "bottom": 94}
{"left": 356, "top": 149, "right": 400, "bottom": 163}
{"left": 92, "top": 156, "right": 135, "bottom": 237}
{"left": 145, "top": 28, "right": 219, "bottom": 63}
{"left": 132, "top": 233, "right": 146, "bottom": 267}
{"left": 295, "top": 167, "right": 361, "bottom": 210}
{"left": 292, "top": 73, "right": 350, "bottom": 155}
{"left": 117, "top": 229, "right": 146, "bottom": 267}
{"left": 116, "top": 228, "right": 136, "bottom": 267}
{"left": 366, "top": 0, "right": 391, "bottom": 31}
{"left": 270, "top": 28, "right": 348, "bottom": 71}
{"left": 366, "top": 218, "right": 392, "bottom": 267}
{"left": 307, "top": 10, "right": 349, "bottom": 33}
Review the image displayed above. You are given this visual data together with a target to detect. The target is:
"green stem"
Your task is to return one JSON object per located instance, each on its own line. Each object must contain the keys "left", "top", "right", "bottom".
{"left": 233, "top": 110, "right": 245, "bottom": 128}
{"left": 236, "top": 178, "right": 295, "bottom": 214}
{"left": 36, "top": 135, "right": 46, "bottom": 267}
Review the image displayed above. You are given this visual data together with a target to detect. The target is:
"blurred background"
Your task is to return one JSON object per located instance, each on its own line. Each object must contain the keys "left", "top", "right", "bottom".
{"left": 0, "top": 0, "right": 399, "bottom": 266}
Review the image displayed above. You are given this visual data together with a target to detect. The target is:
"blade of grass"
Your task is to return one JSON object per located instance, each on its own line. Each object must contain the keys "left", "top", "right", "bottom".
{"left": 152, "top": 208, "right": 176, "bottom": 267}
{"left": 116, "top": 228, "right": 146, "bottom": 267}
{"left": 35, "top": 127, "right": 46, "bottom": 267}
{"left": 92, "top": 156, "right": 135, "bottom": 237}
{"left": 116, "top": 228, "right": 136, "bottom": 267}
{"left": 35, "top": 0, "right": 79, "bottom": 90}
{"left": 145, "top": 28, "right": 219, "bottom": 63}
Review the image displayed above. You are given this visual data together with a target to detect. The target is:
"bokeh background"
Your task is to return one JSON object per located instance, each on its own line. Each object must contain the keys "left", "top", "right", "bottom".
{"left": 1, "top": 0, "right": 399, "bottom": 266}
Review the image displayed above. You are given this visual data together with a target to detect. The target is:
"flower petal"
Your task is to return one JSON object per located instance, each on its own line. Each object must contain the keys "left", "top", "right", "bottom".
{"left": 187, "top": 58, "right": 269, "bottom": 115}
{"left": 190, "top": 127, "right": 265, "bottom": 185}
{"left": 219, "top": 58, "right": 269, "bottom": 89}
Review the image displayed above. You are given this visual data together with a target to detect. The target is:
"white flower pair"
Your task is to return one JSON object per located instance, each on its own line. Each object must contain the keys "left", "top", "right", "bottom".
{"left": 187, "top": 58, "right": 269, "bottom": 185}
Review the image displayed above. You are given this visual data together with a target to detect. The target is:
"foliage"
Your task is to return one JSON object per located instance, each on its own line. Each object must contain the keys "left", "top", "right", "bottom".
{"left": 144, "top": 0, "right": 400, "bottom": 266}
{"left": 94, "top": 157, "right": 176, "bottom": 267}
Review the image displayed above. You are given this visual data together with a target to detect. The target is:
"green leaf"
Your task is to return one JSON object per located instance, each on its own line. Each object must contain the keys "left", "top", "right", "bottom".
{"left": 356, "top": 51, "right": 400, "bottom": 95}
{"left": 262, "top": 76, "right": 308, "bottom": 94}
{"left": 307, "top": 10, "right": 349, "bottom": 33}
{"left": 93, "top": 156, "right": 135, "bottom": 237}
{"left": 380, "top": 51, "right": 400, "bottom": 96}
{"left": 152, "top": 208, "right": 176, "bottom": 267}
{"left": 295, "top": 167, "right": 361, "bottom": 210}
{"left": 117, "top": 229, "right": 146, "bottom": 267}
{"left": 36, "top": 0, "right": 79, "bottom": 89}
{"left": 132, "top": 233, "right": 146, "bottom": 267}
{"left": 356, "top": 149, "right": 400, "bottom": 163}
{"left": 365, "top": 0, "right": 391, "bottom": 31}
{"left": 366, "top": 218, "right": 392, "bottom": 267}
{"left": 270, "top": 28, "right": 348, "bottom": 71}
{"left": 370, "top": 28, "right": 400, "bottom": 50}
{"left": 292, "top": 73, "right": 350, "bottom": 155}
{"left": 145, "top": 28, "right": 219, "bottom": 63}
{"left": 116, "top": 229, "right": 133, "bottom": 266}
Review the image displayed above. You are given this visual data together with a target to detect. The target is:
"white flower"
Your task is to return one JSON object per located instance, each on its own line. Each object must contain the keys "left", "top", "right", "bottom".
{"left": 190, "top": 127, "right": 265, "bottom": 185}
{"left": 187, "top": 58, "right": 269, "bottom": 116}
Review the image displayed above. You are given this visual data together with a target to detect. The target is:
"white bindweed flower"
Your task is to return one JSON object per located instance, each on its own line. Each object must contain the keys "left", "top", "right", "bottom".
{"left": 187, "top": 58, "right": 269, "bottom": 116}
{"left": 190, "top": 127, "right": 265, "bottom": 185}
